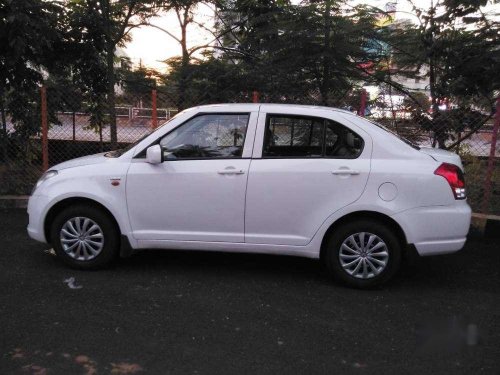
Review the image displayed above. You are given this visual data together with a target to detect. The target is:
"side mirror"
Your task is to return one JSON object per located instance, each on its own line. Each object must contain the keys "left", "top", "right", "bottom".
{"left": 146, "top": 144, "right": 163, "bottom": 164}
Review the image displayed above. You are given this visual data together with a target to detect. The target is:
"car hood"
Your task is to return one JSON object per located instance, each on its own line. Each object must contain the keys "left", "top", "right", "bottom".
{"left": 419, "top": 147, "right": 463, "bottom": 170}
{"left": 51, "top": 152, "right": 109, "bottom": 171}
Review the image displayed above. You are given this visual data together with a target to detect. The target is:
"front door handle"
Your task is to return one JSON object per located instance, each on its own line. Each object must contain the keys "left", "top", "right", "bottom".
{"left": 218, "top": 169, "right": 245, "bottom": 175}
{"left": 332, "top": 169, "right": 360, "bottom": 175}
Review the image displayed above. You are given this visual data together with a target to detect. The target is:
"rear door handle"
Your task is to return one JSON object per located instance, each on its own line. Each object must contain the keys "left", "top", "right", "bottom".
{"left": 331, "top": 169, "right": 360, "bottom": 175}
{"left": 217, "top": 169, "right": 245, "bottom": 175}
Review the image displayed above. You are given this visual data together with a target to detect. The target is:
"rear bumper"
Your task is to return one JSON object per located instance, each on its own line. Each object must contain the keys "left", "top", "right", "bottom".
{"left": 392, "top": 202, "right": 471, "bottom": 256}
{"left": 412, "top": 237, "right": 467, "bottom": 256}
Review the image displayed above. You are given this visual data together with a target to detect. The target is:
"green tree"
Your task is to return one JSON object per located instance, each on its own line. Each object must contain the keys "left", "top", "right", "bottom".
{"left": 118, "top": 62, "right": 161, "bottom": 106}
{"left": 148, "top": 0, "right": 232, "bottom": 109}
{"left": 0, "top": 0, "right": 66, "bottom": 162}
{"left": 383, "top": 0, "right": 499, "bottom": 148}
{"left": 207, "top": 1, "right": 383, "bottom": 105}
{"left": 66, "top": 0, "right": 161, "bottom": 148}
{"left": 162, "top": 52, "right": 247, "bottom": 107}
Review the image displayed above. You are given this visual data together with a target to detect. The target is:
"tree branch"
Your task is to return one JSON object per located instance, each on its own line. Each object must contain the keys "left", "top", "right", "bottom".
{"left": 188, "top": 44, "right": 254, "bottom": 58}
{"left": 115, "top": 1, "right": 138, "bottom": 45}
{"left": 142, "top": 22, "right": 181, "bottom": 44}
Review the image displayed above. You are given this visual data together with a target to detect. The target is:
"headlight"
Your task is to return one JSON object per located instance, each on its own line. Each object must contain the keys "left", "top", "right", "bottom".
{"left": 32, "top": 170, "right": 58, "bottom": 194}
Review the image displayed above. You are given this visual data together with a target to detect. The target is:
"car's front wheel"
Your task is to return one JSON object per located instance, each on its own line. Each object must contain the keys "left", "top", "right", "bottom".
{"left": 323, "top": 220, "right": 402, "bottom": 288}
{"left": 50, "top": 205, "right": 119, "bottom": 269}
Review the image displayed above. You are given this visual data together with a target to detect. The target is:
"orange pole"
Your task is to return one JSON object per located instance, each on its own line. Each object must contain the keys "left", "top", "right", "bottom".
{"left": 482, "top": 97, "right": 500, "bottom": 214}
{"left": 252, "top": 91, "right": 259, "bottom": 103}
{"left": 151, "top": 89, "right": 158, "bottom": 129}
{"left": 41, "top": 86, "right": 48, "bottom": 172}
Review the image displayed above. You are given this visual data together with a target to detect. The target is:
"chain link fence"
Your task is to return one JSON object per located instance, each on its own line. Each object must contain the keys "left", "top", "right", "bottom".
{"left": 0, "top": 81, "right": 498, "bottom": 215}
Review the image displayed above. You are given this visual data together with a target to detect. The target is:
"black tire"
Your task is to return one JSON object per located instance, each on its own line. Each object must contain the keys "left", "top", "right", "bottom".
{"left": 323, "top": 220, "right": 402, "bottom": 288}
{"left": 50, "top": 204, "right": 120, "bottom": 269}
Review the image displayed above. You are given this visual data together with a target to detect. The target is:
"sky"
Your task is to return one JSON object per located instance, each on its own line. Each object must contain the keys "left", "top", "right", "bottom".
{"left": 124, "top": 0, "right": 498, "bottom": 72}
{"left": 125, "top": 3, "right": 215, "bottom": 72}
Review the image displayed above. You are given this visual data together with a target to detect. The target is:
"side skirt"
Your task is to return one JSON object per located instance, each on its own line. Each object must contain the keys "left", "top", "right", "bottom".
{"left": 134, "top": 239, "right": 320, "bottom": 259}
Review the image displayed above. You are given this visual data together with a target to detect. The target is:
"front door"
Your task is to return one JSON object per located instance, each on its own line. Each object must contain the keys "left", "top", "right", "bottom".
{"left": 126, "top": 113, "right": 254, "bottom": 243}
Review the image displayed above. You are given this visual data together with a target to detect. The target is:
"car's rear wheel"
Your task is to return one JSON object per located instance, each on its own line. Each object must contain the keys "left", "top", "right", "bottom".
{"left": 50, "top": 205, "right": 119, "bottom": 269}
{"left": 323, "top": 220, "right": 402, "bottom": 288}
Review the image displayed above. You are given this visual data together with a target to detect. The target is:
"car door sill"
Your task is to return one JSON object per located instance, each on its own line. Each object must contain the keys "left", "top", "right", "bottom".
{"left": 136, "top": 239, "right": 319, "bottom": 259}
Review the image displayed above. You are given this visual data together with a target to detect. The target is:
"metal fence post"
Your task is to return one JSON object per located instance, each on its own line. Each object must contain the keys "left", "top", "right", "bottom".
{"left": 482, "top": 97, "right": 500, "bottom": 214}
{"left": 152, "top": 89, "right": 158, "bottom": 129}
{"left": 252, "top": 91, "right": 259, "bottom": 103}
{"left": 72, "top": 111, "right": 76, "bottom": 141}
{"left": 40, "top": 85, "right": 49, "bottom": 172}
{"left": 358, "top": 89, "right": 367, "bottom": 117}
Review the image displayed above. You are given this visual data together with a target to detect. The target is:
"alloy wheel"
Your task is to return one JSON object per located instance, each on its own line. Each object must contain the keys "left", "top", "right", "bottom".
{"left": 60, "top": 217, "right": 104, "bottom": 261}
{"left": 338, "top": 232, "right": 389, "bottom": 279}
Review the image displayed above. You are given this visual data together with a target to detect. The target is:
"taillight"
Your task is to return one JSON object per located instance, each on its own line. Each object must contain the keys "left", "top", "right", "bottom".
{"left": 434, "top": 163, "right": 466, "bottom": 199}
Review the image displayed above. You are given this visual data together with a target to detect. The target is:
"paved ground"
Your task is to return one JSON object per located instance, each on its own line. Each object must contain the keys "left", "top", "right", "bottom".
{"left": 1, "top": 209, "right": 499, "bottom": 375}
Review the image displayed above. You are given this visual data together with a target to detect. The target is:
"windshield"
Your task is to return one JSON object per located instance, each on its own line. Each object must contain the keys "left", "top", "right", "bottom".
{"left": 104, "top": 114, "right": 180, "bottom": 158}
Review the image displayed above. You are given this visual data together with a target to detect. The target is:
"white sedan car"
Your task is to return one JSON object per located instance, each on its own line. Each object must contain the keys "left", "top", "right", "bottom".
{"left": 27, "top": 104, "right": 471, "bottom": 288}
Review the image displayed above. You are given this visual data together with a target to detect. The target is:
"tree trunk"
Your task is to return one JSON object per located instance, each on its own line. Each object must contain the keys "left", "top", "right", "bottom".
{"left": 320, "top": 1, "right": 332, "bottom": 106}
{"left": 429, "top": 60, "right": 439, "bottom": 146}
{"left": 106, "top": 40, "right": 118, "bottom": 148}
{"left": 102, "top": 0, "right": 117, "bottom": 148}
{"left": 99, "top": 123, "right": 103, "bottom": 152}
{"left": 0, "top": 92, "right": 7, "bottom": 162}
{"left": 428, "top": 1, "right": 444, "bottom": 149}
{"left": 177, "top": 8, "right": 190, "bottom": 110}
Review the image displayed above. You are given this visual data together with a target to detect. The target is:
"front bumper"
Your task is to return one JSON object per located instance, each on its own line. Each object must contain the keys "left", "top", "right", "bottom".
{"left": 392, "top": 201, "right": 471, "bottom": 256}
{"left": 27, "top": 194, "right": 51, "bottom": 243}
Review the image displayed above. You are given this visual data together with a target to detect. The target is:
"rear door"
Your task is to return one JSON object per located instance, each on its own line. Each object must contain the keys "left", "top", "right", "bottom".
{"left": 245, "top": 107, "right": 371, "bottom": 246}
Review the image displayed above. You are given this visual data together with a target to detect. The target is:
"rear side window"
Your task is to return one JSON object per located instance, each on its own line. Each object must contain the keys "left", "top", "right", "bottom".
{"left": 264, "top": 116, "right": 324, "bottom": 157}
{"left": 263, "top": 115, "right": 363, "bottom": 159}
{"left": 324, "top": 120, "right": 364, "bottom": 158}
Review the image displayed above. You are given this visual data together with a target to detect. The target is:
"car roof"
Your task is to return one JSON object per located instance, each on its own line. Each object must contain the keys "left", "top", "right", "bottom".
{"left": 191, "top": 103, "right": 355, "bottom": 116}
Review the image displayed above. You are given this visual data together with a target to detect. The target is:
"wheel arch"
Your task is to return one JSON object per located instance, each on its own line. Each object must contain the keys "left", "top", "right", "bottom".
{"left": 44, "top": 197, "right": 121, "bottom": 244}
{"left": 319, "top": 210, "right": 408, "bottom": 261}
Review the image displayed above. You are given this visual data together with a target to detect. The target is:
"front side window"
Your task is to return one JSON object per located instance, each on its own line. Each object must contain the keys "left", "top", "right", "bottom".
{"left": 159, "top": 113, "right": 249, "bottom": 159}
{"left": 263, "top": 115, "right": 364, "bottom": 159}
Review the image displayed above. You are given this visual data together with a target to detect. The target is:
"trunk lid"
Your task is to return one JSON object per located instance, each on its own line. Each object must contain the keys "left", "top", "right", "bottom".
{"left": 419, "top": 147, "right": 464, "bottom": 170}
